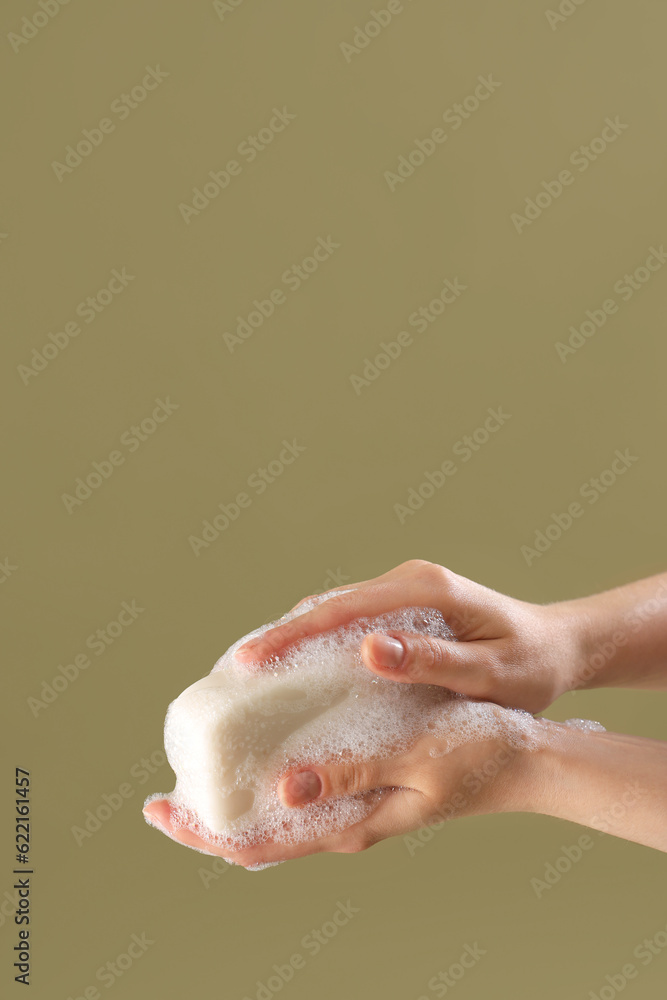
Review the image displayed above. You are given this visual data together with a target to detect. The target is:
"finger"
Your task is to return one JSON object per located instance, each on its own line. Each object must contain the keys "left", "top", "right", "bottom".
{"left": 360, "top": 632, "right": 498, "bottom": 699}
{"left": 143, "top": 799, "right": 223, "bottom": 857}
{"left": 287, "top": 562, "right": 431, "bottom": 615}
{"left": 288, "top": 582, "right": 365, "bottom": 615}
{"left": 235, "top": 561, "right": 462, "bottom": 662}
{"left": 143, "top": 798, "right": 309, "bottom": 865}
{"left": 277, "top": 757, "right": 390, "bottom": 807}
{"left": 234, "top": 582, "right": 410, "bottom": 662}
{"left": 143, "top": 797, "right": 374, "bottom": 867}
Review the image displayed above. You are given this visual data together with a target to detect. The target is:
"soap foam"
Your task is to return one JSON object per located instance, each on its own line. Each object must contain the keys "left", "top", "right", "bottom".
{"left": 149, "top": 598, "right": 541, "bottom": 854}
{"left": 563, "top": 717, "right": 606, "bottom": 733}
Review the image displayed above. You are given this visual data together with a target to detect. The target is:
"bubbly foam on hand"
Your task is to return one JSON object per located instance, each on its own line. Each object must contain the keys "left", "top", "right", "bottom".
{"left": 147, "top": 596, "right": 540, "bottom": 854}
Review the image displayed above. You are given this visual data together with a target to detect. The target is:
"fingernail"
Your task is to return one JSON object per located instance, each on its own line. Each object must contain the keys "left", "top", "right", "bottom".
{"left": 370, "top": 635, "right": 405, "bottom": 669}
{"left": 283, "top": 771, "right": 321, "bottom": 804}
{"left": 235, "top": 642, "right": 260, "bottom": 660}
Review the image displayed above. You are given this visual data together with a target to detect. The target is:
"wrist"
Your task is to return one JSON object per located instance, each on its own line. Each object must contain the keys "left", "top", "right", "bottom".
{"left": 488, "top": 719, "right": 569, "bottom": 817}
{"left": 552, "top": 574, "right": 667, "bottom": 694}
{"left": 483, "top": 719, "right": 667, "bottom": 850}
{"left": 543, "top": 595, "right": 606, "bottom": 695}
{"left": 462, "top": 726, "right": 553, "bottom": 818}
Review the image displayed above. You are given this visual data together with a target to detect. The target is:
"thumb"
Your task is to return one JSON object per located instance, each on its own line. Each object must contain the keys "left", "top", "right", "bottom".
{"left": 361, "top": 632, "right": 495, "bottom": 699}
{"left": 278, "top": 759, "right": 387, "bottom": 807}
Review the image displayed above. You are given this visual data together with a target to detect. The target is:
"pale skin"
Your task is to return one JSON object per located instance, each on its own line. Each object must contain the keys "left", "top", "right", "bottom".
{"left": 144, "top": 560, "right": 667, "bottom": 862}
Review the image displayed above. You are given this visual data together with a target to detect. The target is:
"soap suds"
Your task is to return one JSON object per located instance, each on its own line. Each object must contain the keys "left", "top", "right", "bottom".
{"left": 147, "top": 599, "right": 544, "bottom": 854}
{"left": 563, "top": 717, "right": 606, "bottom": 733}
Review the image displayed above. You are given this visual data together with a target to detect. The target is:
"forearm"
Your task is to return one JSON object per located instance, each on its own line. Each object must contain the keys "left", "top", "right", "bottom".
{"left": 556, "top": 573, "right": 667, "bottom": 692}
{"left": 510, "top": 721, "right": 667, "bottom": 852}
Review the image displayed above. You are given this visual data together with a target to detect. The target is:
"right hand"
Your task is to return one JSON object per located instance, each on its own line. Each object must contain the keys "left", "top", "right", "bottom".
{"left": 235, "top": 559, "right": 580, "bottom": 713}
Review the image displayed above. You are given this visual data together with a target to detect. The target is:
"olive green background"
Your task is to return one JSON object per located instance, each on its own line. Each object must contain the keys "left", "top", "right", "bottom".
{"left": 2, "top": 0, "right": 666, "bottom": 997}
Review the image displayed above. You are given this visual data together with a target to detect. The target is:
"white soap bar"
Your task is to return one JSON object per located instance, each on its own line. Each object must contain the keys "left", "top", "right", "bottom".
{"left": 151, "top": 598, "right": 537, "bottom": 853}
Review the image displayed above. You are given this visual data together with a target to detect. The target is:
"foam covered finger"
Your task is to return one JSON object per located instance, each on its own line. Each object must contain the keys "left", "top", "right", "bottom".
{"left": 143, "top": 798, "right": 223, "bottom": 857}
{"left": 234, "top": 583, "right": 399, "bottom": 661}
{"left": 143, "top": 798, "right": 352, "bottom": 867}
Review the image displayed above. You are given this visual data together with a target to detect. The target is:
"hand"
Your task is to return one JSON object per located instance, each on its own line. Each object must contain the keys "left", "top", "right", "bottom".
{"left": 143, "top": 705, "right": 536, "bottom": 868}
{"left": 145, "top": 712, "right": 667, "bottom": 862}
{"left": 145, "top": 566, "right": 667, "bottom": 861}
{"left": 235, "top": 560, "right": 579, "bottom": 713}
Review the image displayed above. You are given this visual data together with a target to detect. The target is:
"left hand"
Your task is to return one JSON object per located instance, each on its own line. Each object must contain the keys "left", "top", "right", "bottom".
{"left": 143, "top": 705, "right": 536, "bottom": 868}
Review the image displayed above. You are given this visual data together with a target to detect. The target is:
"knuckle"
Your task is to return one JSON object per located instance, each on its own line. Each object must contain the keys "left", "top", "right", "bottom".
{"left": 429, "top": 562, "right": 452, "bottom": 588}
{"left": 473, "top": 652, "right": 503, "bottom": 698}
{"left": 411, "top": 558, "right": 441, "bottom": 581}
{"left": 316, "top": 594, "right": 348, "bottom": 626}
{"left": 406, "top": 636, "right": 447, "bottom": 679}
{"left": 283, "top": 595, "right": 349, "bottom": 640}
{"left": 274, "top": 621, "right": 300, "bottom": 646}
{"left": 411, "top": 559, "right": 452, "bottom": 588}
{"left": 445, "top": 606, "right": 470, "bottom": 637}
{"left": 324, "top": 593, "right": 348, "bottom": 609}
{"left": 399, "top": 559, "right": 453, "bottom": 591}
{"left": 288, "top": 595, "right": 315, "bottom": 614}
{"left": 328, "top": 764, "right": 365, "bottom": 798}
{"left": 403, "top": 558, "right": 430, "bottom": 572}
